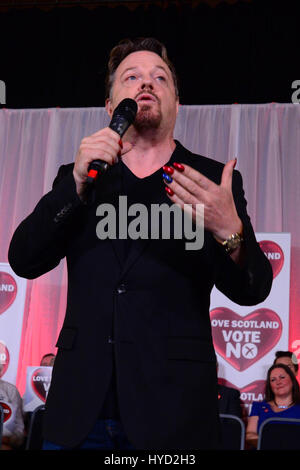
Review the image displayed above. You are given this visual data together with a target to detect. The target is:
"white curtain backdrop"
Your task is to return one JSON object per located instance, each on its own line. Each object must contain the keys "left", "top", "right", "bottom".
{"left": 0, "top": 103, "right": 299, "bottom": 394}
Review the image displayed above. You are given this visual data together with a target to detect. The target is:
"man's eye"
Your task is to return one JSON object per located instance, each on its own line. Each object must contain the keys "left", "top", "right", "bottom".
{"left": 156, "top": 76, "right": 166, "bottom": 81}
{"left": 127, "top": 75, "right": 137, "bottom": 81}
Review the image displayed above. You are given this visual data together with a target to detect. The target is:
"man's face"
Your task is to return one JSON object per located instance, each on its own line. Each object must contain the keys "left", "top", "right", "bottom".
{"left": 106, "top": 50, "right": 179, "bottom": 133}
{"left": 41, "top": 355, "right": 55, "bottom": 367}
{"left": 275, "top": 357, "right": 298, "bottom": 375}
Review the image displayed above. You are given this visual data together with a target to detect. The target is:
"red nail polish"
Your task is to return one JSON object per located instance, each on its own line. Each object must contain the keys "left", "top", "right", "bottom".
{"left": 165, "top": 186, "right": 174, "bottom": 196}
{"left": 233, "top": 158, "right": 237, "bottom": 169}
{"left": 173, "top": 162, "right": 184, "bottom": 172}
{"left": 163, "top": 165, "right": 174, "bottom": 175}
{"left": 119, "top": 138, "right": 123, "bottom": 149}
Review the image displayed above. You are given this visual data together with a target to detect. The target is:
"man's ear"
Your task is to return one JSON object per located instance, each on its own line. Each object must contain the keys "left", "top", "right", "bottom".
{"left": 175, "top": 97, "right": 179, "bottom": 115}
{"left": 105, "top": 98, "right": 113, "bottom": 118}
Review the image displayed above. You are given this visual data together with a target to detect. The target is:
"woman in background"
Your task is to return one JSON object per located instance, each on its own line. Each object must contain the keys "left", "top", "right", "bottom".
{"left": 246, "top": 363, "right": 300, "bottom": 449}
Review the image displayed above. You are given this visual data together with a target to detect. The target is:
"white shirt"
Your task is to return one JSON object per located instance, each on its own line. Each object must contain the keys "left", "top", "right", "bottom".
{"left": 0, "top": 379, "right": 25, "bottom": 447}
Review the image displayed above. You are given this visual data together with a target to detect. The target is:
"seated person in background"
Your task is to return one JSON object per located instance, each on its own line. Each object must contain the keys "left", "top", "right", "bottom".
{"left": 40, "top": 353, "right": 56, "bottom": 367}
{"left": 0, "top": 364, "right": 25, "bottom": 450}
{"left": 217, "top": 363, "right": 242, "bottom": 418}
{"left": 246, "top": 363, "right": 300, "bottom": 449}
{"left": 218, "top": 383, "right": 243, "bottom": 418}
{"left": 273, "top": 350, "right": 298, "bottom": 376}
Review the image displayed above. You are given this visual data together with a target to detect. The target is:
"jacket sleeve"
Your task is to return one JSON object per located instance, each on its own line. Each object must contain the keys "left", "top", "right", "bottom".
{"left": 213, "top": 169, "right": 273, "bottom": 306}
{"left": 8, "top": 164, "right": 84, "bottom": 279}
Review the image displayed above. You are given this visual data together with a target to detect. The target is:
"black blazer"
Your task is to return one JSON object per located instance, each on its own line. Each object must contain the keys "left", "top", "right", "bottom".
{"left": 8, "top": 141, "right": 272, "bottom": 449}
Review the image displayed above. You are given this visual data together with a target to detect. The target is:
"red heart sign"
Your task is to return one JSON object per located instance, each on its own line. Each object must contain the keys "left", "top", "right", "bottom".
{"left": 259, "top": 240, "right": 284, "bottom": 279}
{"left": 0, "top": 402, "right": 12, "bottom": 422}
{"left": 0, "top": 342, "right": 10, "bottom": 377}
{"left": 0, "top": 272, "right": 17, "bottom": 315}
{"left": 210, "top": 307, "right": 282, "bottom": 371}
{"left": 31, "top": 367, "right": 52, "bottom": 402}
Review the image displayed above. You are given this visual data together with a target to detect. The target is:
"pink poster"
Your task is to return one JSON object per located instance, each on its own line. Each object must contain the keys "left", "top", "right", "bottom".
{"left": 210, "top": 233, "right": 290, "bottom": 414}
{"left": 23, "top": 366, "right": 52, "bottom": 412}
{"left": 0, "top": 263, "right": 27, "bottom": 385}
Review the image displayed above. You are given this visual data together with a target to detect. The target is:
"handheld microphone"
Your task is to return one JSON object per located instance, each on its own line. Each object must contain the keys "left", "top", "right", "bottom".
{"left": 86, "top": 98, "right": 138, "bottom": 184}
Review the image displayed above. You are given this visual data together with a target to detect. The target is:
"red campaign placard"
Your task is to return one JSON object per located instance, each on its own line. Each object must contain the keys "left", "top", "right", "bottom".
{"left": 0, "top": 272, "right": 17, "bottom": 315}
{"left": 0, "top": 401, "right": 12, "bottom": 423}
{"left": 210, "top": 307, "right": 282, "bottom": 371}
{"left": 31, "top": 367, "right": 52, "bottom": 402}
{"left": 259, "top": 240, "right": 284, "bottom": 279}
{"left": 0, "top": 342, "right": 10, "bottom": 377}
{"left": 0, "top": 263, "right": 27, "bottom": 386}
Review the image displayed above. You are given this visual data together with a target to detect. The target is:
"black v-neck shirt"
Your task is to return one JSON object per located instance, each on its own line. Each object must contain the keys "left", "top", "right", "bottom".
{"left": 99, "top": 143, "right": 179, "bottom": 420}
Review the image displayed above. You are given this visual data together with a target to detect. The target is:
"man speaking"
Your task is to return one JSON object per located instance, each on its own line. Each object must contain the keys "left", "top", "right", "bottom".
{"left": 8, "top": 37, "right": 272, "bottom": 450}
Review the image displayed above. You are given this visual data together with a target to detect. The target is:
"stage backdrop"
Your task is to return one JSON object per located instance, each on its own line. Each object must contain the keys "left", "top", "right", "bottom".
{"left": 0, "top": 104, "right": 299, "bottom": 398}
{"left": 211, "top": 233, "right": 291, "bottom": 413}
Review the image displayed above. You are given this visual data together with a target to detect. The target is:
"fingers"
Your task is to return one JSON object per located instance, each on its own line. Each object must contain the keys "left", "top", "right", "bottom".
{"left": 220, "top": 158, "right": 237, "bottom": 189}
{"left": 75, "top": 127, "right": 121, "bottom": 175}
{"left": 172, "top": 163, "right": 214, "bottom": 193}
{"left": 162, "top": 164, "right": 201, "bottom": 222}
{"left": 163, "top": 159, "right": 237, "bottom": 200}
{"left": 170, "top": 163, "right": 215, "bottom": 197}
{"left": 162, "top": 160, "right": 238, "bottom": 239}
{"left": 163, "top": 163, "right": 213, "bottom": 205}
{"left": 164, "top": 172, "right": 200, "bottom": 206}
{"left": 79, "top": 141, "right": 120, "bottom": 165}
{"left": 163, "top": 168, "right": 204, "bottom": 231}
{"left": 80, "top": 127, "right": 121, "bottom": 158}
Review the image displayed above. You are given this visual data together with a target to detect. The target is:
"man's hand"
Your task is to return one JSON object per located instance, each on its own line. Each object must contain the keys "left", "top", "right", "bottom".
{"left": 163, "top": 159, "right": 243, "bottom": 243}
{"left": 73, "top": 127, "right": 132, "bottom": 198}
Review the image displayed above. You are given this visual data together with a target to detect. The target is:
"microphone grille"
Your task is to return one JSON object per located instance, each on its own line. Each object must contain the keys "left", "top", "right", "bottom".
{"left": 113, "top": 98, "right": 138, "bottom": 124}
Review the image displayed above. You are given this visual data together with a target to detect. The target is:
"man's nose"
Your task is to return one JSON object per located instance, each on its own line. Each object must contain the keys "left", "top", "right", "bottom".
{"left": 140, "top": 76, "right": 154, "bottom": 89}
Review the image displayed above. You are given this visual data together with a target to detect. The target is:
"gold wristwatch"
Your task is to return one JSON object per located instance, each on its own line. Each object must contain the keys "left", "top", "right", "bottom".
{"left": 222, "top": 232, "right": 244, "bottom": 254}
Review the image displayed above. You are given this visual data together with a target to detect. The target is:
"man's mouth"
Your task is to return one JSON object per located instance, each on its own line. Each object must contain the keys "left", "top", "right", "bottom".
{"left": 136, "top": 93, "right": 157, "bottom": 103}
